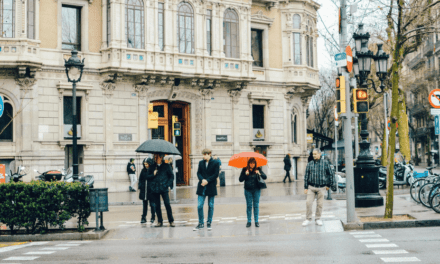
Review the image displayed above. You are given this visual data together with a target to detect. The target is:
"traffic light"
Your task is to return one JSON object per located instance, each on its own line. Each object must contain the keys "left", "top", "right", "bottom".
{"left": 353, "top": 88, "right": 369, "bottom": 113}
{"left": 336, "top": 76, "right": 346, "bottom": 114}
{"left": 172, "top": 115, "right": 181, "bottom": 136}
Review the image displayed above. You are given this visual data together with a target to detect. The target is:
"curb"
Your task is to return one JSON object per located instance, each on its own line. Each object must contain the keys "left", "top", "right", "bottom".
{"left": 0, "top": 229, "right": 109, "bottom": 242}
{"left": 362, "top": 219, "right": 440, "bottom": 230}
{"left": 341, "top": 220, "right": 364, "bottom": 231}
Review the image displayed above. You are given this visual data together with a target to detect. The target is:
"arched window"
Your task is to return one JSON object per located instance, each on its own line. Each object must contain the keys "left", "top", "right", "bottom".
{"left": 0, "top": 96, "right": 13, "bottom": 142}
{"left": 292, "top": 14, "right": 300, "bottom": 29}
{"left": 306, "top": 35, "right": 310, "bottom": 66}
{"left": 177, "top": 2, "right": 194, "bottom": 54}
{"left": 291, "top": 113, "right": 297, "bottom": 144}
{"left": 1, "top": 0, "right": 14, "bottom": 38}
{"left": 223, "top": 8, "right": 239, "bottom": 58}
{"left": 27, "top": 0, "right": 35, "bottom": 39}
{"left": 126, "top": 0, "right": 144, "bottom": 49}
{"left": 293, "top": 33, "right": 301, "bottom": 65}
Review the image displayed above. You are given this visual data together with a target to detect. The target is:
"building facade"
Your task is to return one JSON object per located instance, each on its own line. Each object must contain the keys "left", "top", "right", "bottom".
{"left": 0, "top": 0, "right": 320, "bottom": 191}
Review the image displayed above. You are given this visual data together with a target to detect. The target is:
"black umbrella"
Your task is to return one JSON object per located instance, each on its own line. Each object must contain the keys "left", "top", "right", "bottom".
{"left": 135, "top": 139, "right": 181, "bottom": 155}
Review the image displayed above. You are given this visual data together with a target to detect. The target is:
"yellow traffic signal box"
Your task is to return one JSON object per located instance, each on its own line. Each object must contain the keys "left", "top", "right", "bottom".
{"left": 172, "top": 115, "right": 181, "bottom": 136}
{"left": 336, "top": 76, "right": 346, "bottom": 114}
{"left": 353, "top": 88, "right": 369, "bottom": 113}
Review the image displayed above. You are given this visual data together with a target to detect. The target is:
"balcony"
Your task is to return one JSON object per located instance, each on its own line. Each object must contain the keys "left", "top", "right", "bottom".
{"left": 409, "top": 77, "right": 427, "bottom": 92}
{"left": 415, "top": 127, "right": 430, "bottom": 137}
{"left": 423, "top": 41, "right": 434, "bottom": 56}
{"left": 0, "top": 38, "right": 42, "bottom": 74}
{"left": 424, "top": 69, "right": 438, "bottom": 80}
{"left": 408, "top": 53, "right": 425, "bottom": 69}
{"left": 411, "top": 103, "right": 428, "bottom": 116}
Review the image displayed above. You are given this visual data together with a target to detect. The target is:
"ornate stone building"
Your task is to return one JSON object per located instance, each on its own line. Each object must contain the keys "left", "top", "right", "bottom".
{"left": 0, "top": 0, "right": 320, "bottom": 191}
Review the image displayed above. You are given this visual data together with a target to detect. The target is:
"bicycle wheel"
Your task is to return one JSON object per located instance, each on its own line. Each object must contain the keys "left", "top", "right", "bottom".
{"left": 410, "top": 179, "right": 424, "bottom": 203}
{"left": 419, "top": 183, "right": 434, "bottom": 208}
{"left": 430, "top": 190, "right": 440, "bottom": 213}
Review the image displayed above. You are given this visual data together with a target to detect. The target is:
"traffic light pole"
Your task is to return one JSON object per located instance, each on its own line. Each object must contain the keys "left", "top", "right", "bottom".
{"left": 339, "top": 0, "right": 357, "bottom": 224}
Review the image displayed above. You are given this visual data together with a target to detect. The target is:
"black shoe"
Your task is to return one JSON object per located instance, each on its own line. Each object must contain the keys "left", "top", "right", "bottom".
{"left": 150, "top": 219, "right": 155, "bottom": 223}
{"left": 155, "top": 222, "right": 163, "bottom": 227}
{"left": 283, "top": 181, "right": 286, "bottom": 183}
{"left": 193, "top": 223, "right": 204, "bottom": 231}
{"left": 129, "top": 186, "right": 133, "bottom": 192}
{"left": 207, "top": 223, "right": 212, "bottom": 230}
{"left": 255, "top": 222, "right": 260, "bottom": 227}
{"left": 141, "top": 217, "right": 146, "bottom": 224}
{"left": 246, "top": 222, "right": 251, "bottom": 228}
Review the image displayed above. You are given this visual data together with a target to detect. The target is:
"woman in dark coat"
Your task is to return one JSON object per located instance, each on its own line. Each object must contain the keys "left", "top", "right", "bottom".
{"left": 138, "top": 158, "right": 156, "bottom": 224}
{"left": 239, "top": 157, "right": 267, "bottom": 228}
{"left": 283, "top": 154, "right": 292, "bottom": 183}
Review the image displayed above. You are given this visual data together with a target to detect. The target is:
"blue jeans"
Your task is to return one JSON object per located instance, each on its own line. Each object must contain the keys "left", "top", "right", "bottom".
{"left": 244, "top": 189, "right": 261, "bottom": 223}
{"left": 198, "top": 195, "right": 215, "bottom": 224}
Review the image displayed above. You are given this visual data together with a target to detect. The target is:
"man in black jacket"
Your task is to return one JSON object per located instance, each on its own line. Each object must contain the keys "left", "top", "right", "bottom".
{"left": 127, "top": 158, "right": 137, "bottom": 192}
{"left": 193, "top": 149, "right": 219, "bottom": 231}
{"left": 147, "top": 154, "right": 175, "bottom": 227}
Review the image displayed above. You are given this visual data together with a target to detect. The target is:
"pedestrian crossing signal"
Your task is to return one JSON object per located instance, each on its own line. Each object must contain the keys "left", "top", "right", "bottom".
{"left": 336, "top": 76, "right": 346, "bottom": 114}
{"left": 172, "top": 115, "right": 181, "bottom": 137}
{"left": 353, "top": 88, "right": 369, "bottom": 113}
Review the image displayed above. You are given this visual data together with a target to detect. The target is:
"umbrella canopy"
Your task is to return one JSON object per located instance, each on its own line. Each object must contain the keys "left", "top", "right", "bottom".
{"left": 228, "top": 152, "right": 267, "bottom": 168}
{"left": 136, "top": 139, "right": 181, "bottom": 155}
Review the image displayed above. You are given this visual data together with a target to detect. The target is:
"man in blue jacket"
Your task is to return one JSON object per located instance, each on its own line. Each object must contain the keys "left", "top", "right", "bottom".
{"left": 194, "top": 149, "right": 220, "bottom": 231}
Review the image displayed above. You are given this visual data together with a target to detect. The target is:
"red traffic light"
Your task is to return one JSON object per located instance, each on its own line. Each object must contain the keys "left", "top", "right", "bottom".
{"left": 356, "top": 89, "right": 368, "bottom": 100}
{"left": 336, "top": 78, "right": 340, "bottom": 88}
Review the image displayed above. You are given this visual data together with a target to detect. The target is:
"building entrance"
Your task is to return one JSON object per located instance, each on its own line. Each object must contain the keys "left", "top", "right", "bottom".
{"left": 151, "top": 101, "right": 190, "bottom": 186}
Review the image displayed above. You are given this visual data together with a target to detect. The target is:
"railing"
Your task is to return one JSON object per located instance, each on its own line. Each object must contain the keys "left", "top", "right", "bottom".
{"left": 423, "top": 41, "right": 434, "bottom": 56}
{"left": 408, "top": 53, "right": 423, "bottom": 69}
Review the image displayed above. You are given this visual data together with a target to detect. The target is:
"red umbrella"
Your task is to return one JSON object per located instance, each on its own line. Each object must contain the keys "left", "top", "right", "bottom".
{"left": 228, "top": 152, "right": 267, "bottom": 168}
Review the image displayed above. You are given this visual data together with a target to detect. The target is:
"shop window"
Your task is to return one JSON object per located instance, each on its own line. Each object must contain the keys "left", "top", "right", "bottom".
{"left": 1, "top": 0, "right": 14, "bottom": 38}
{"left": 252, "top": 105, "right": 265, "bottom": 141}
{"left": 251, "top": 29, "right": 263, "bottom": 67}
{"left": 0, "top": 97, "right": 13, "bottom": 142}
{"left": 62, "top": 5, "right": 81, "bottom": 51}
{"left": 223, "top": 8, "right": 239, "bottom": 58}
{"left": 177, "top": 2, "right": 194, "bottom": 54}
{"left": 126, "top": 0, "right": 144, "bottom": 49}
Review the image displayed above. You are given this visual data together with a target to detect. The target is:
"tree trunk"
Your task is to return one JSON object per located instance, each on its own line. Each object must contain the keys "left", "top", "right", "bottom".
{"left": 398, "top": 90, "right": 410, "bottom": 162}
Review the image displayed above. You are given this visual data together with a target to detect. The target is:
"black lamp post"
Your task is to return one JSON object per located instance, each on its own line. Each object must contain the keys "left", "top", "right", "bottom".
{"left": 352, "top": 24, "right": 389, "bottom": 207}
{"left": 64, "top": 50, "right": 85, "bottom": 182}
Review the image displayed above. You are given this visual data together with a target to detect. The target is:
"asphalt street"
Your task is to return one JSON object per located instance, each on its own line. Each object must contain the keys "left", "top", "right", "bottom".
{"left": 1, "top": 224, "right": 439, "bottom": 263}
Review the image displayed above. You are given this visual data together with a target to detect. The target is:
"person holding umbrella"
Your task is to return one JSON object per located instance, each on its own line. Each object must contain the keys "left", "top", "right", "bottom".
{"left": 147, "top": 153, "right": 175, "bottom": 227}
{"left": 239, "top": 157, "right": 267, "bottom": 228}
{"left": 138, "top": 158, "right": 156, "bottom": 224}
{"left": 193, "top": 149, "right": 219, "bottom": 231}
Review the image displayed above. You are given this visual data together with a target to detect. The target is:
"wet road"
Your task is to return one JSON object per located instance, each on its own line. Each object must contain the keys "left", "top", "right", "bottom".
{"left": 1, "top": 225, "right": 439, "bottom": 263}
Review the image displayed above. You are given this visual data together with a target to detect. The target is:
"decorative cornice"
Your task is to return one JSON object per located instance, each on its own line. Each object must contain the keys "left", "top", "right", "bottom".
{"left": 228, "top": 89, "right": 242, "bottom": 104}
{"left": 15, "top": 77, "right": 36, "bottom": 91}
{"left": 100, "top": 82, "right": 116, "bottom": 99}
{"left": 134, "top": 84, "right": 149, "bottom": 100}
{"left": 57, "top": 81, "right": 93, "bottom": 101}
{"left": 251, "top": 11, "right": 275, "bottom": 27}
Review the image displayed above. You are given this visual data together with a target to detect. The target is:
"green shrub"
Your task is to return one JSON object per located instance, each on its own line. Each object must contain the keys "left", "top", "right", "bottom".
{"left": 0, "top": 181, "right": 91, "bottom": 234}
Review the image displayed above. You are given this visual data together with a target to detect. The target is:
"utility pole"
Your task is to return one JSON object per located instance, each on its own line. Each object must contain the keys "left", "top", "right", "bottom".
{"left": 339, "top": 0, "right": 356, "bottom": 223}
{"left": 354, "top": 114, "right": 359, "bottom": 159}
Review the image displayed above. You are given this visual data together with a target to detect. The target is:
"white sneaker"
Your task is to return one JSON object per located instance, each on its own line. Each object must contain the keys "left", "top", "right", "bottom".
{"left": 302, "top": 220, "right": 311, "bottom": 226}
{"left": 316, "top": 220, "right": 323, "bottom": 226}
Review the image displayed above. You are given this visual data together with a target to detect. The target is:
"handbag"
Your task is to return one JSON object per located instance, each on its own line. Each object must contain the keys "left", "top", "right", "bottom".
{"left": 257, "top": 173, "right": 267, "bottom": 189}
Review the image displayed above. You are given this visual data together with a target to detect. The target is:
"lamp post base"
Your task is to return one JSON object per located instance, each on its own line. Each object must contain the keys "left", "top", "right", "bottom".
{"left": 355, "top": 193, "right": 384, "bottom": 207}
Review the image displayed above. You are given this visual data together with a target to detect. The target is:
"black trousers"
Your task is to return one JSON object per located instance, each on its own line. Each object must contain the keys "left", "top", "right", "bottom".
{"left": 153, "top": 192, "right": 174, "bottom": 223}
{"left": 142, "top": 198, "right": 156, "bottom": 220}
{"left": 283, "top": 170, "right": 291, "bottom": 182}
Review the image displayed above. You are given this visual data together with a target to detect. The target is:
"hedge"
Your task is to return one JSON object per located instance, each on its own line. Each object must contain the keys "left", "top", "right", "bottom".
{"left": 0, "top": 181, "right": 91, "bottom": 234}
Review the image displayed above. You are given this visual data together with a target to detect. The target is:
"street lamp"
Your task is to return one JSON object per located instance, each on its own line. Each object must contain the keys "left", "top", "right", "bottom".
{"left": 64, "top": 50, "right": 85, "bottom": 182}
{"left": 351, "top": 24, "right": 390, "bottom": 207}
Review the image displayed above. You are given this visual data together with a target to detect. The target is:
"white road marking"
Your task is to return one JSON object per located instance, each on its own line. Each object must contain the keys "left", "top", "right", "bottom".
{"left": 350, "top": 231, "right": 375, "bottom": 235}
{"left": 366, "top": 244, "right": 399, "bottom": 248}
{"left": 56, "top": 244, "right": 80, "bottom": 246}
{"left": 125, "top": 221, "right": 139, "bottom": 224}
{"left": 286, "top": 214, "right": 301, "bottom": 216}
{"left": 118, "top": 224, "right": 135, "bottom": 227}
{"left": 285, "top": 217, "right": 302, "bottom": 220}
{"left": 322, "top": 220, "right": 344, "bottom": 233}
{"left": 269, "top": 216, "right": 285, "bottom": 219}
{"left": 0, "top": 244, "right": 33, "bottom": 253}
{"left": 40, "top": 247, "right": 69, "bottom": 250}
{"left": 3, "top": 256, "right": 39, "bottom": 261}
{"left": 380, "top": 257, "right": 420, "bottom": 262}
{"left": 354, "top": 234, "right": 382, "bottom": 238}
{"left": 321, "top": 215, "right": 335, "bottom": 218}
{"left": 29, "top": 242, "right": 49, "bottom": 246}
{"left": 359, "top": 238, "right": 389, "bottom": 243}
{"left": 372, "top": 250, "right": 408, "bottom": 255}
{"left": 221, "top": 217, "right": 237, "bottom": 220}
{"left": 69, "top": 241, "right": 92, "bottom": 243}
{"left": 25, "top": 251, "right": 56, "bottom": 255}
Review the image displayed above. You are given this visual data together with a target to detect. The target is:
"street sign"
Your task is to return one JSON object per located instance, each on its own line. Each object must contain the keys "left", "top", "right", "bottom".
{"left": 307, "top": 133, "right": 314, "bottom": 143}
{"left": 0, "top": 95, "right": 3, "bottom": 118}
{"left": 436, "top": 116, "right": 440, "bottom": 135}
{"left": 148, "top": 112, "right": 158, "bottom": 129}
{"left": 429, "top": 89, "right": 440, "bottom": 108}
{"left": 335, "top": 52, "right": 347, "bottom": 67}
{"left": 431, "top": 108, "right": 440, "bottom": 115}
{"left": 387, "top": 120, "right": 398, "bottom": 130}
{"left": 346, "top": 46, "right": 353, "bottom": 73}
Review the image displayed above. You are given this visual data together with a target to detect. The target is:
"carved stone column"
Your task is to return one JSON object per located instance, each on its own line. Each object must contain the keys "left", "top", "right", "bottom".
{"left": 228, "top": 89, "right": 242, "bottom": 184}
{"left": 200, "top": 88, "right": 213, "bottom": 149}
{"left": 16, "top": 77, "right": 36, "bottom": 153}
{"left": 101, "top": 82, "right": 116, "bottom": 153}
{"left": 134, "top": 84, "right": 148, "bottom": 143}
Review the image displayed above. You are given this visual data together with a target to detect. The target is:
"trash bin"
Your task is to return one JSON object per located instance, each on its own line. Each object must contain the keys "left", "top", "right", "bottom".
{"left": 219, "top": 171, "right": 225, "bottom": 186}
{"left": 89, "top": 188, "right": 108, "bottom": 231}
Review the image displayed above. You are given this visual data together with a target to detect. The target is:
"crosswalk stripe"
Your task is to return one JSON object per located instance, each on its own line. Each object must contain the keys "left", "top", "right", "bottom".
{"left": 366, "top": 244, "right": 399, "bottom": 248}
{"left": 354, "top": 234, "right": 382, "bottom": 238}
{"left": 372, "top": 250, "right": 408, "bottom": 255}
{"left": 350, "top": 231, "right": 375, "bottom": 235}
{"left": 25, "top": 251, "right": 56, "bottom": 255}
{"left": 359, "top": 238, "right": 389, "bottom": 243}
{"left": 380, "top": 257, "right": 420, "bottom": 262}
{"left": 69, "top": 241, "right": 92, "bottom": 243}
{"left": 4, "top": 256, "right": 40, "bottom": 261}
{"left": 56, "top": 244, "right": 79, "bottom": 247}
{"left": 0, "top": 244, "right": 33, "bottom": 253}
{"left": 41, "top": 247, "right": 69, "bottom": 250}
